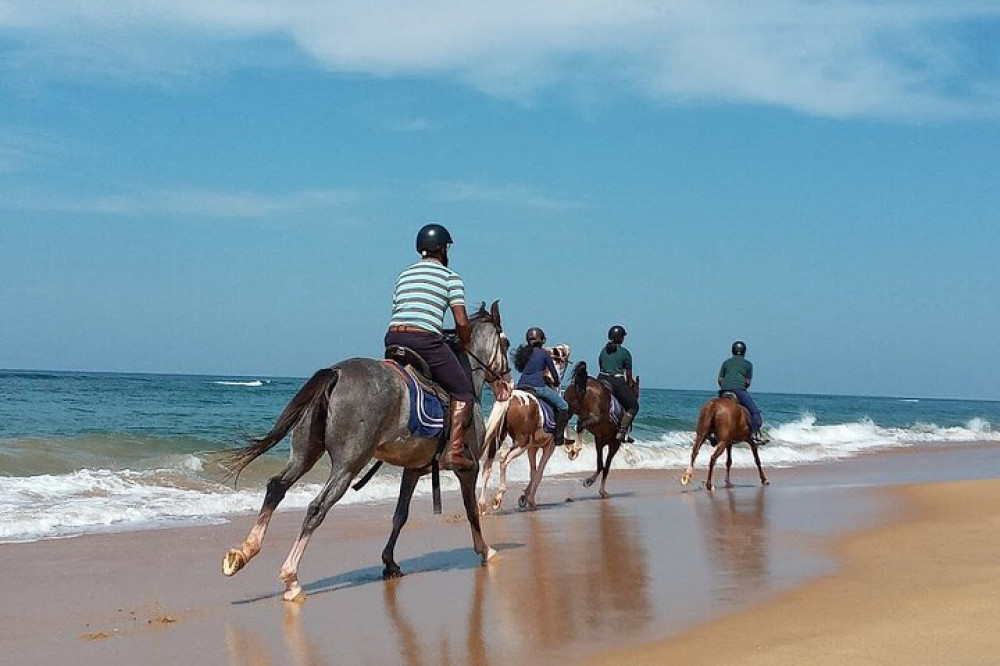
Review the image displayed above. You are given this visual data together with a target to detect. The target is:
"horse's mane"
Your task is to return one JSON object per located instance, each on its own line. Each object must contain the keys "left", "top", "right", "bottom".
{"left": 571, "top": 361, "right": 589, "bottom": 396}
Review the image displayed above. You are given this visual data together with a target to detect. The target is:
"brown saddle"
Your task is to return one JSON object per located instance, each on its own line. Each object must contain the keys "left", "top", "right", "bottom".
{"left": 383, "top": 345, "right": 450, "bottom": 404}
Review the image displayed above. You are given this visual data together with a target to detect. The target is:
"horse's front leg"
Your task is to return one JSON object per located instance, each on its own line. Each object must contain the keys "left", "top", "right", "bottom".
{"left": 278, "top": 467, "right": 354, "bottom": 601}
{"left": 519, "top": 446, "right": 540, "bottom": 510}
{"left": 681, "top": 435, "right": 708, "bottom": 486}
{"left": 583, "top": 439, "right": 604, "bottom": 488}
{"left": 456, "top": 467, "right": 496, "bottom": 564}
{"left": 598, "top": 440, "right": 620, "bottom": 499}
{"left": 493, "top": 442, "right": 525, "bottom": 511}
{"left": 381, "top": 468, "right": 423, "bottom": 579}
{"left": 750, "top": 443, "right": 769, "bottom": 486}
{"left": 477, "top": 446, "right": 497, "bottom": 515}
{"left": 528, "top": 440, "right": 557, "bottom": 508}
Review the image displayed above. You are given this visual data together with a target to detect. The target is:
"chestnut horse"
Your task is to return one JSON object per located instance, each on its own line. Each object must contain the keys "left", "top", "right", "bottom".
{"left": 680, "top": 394, "right": 769, "bottom": 491}
{"left": 478, "top": 344, "right": 571, "bottom": 513}
{"left": 563, "top": 361, "right": 638, "bottom": 499}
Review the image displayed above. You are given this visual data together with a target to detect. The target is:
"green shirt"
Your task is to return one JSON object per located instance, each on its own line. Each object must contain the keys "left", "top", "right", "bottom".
{"left": 718, "top": 356, "right": 753, "bottom": 391}
{"left": 599, "top": 345, "right": 632, "bottom": 375}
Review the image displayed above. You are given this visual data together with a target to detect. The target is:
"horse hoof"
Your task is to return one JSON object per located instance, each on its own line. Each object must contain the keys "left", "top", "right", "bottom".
{"left": 222, "top": 549, "right": 247, "bottom": 577}
{"left": 517, "top": 495, "right": 528, "bottom": 509}
{"left": 762, "top": 479, "right": 770, "bottom": 486}
{"left": 491, "top": 496, "right": 503, "bottom": 511}
{"left": 382, "top": 568, "right": 404, "bottom": 580}
{"left": 705, "top": 483, "right": 714, "bottom": 492}
{"left": 599, "top": 491, "right": 609, "bottom": 500}
{"left": 680, "top": 473, "right": 691, "bottom": 486}
{"left": 582, "top": 478, "right": 595, "bottom": 488}
{"left": 282, "top": 582, "right": 305, "bottom": 602}
{"left": 483, "top": 546, "right": 497, "bottom": 564}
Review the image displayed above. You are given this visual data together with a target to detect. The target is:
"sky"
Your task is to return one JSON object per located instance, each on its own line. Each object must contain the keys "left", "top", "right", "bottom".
{"left": 1, "top": 1, "right": 998, "bottom": 400}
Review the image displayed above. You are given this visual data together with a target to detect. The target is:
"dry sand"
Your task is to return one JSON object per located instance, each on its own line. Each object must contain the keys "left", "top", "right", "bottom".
{"left": 1, "top": 443, "right": 997, "bottom": 665}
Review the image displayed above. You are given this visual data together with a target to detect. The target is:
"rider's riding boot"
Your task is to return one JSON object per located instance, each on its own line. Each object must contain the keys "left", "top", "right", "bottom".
{"left": 752, "top": 429, "right": 770, "bottom": 446}
{"left": 554, "top": 408, "right": 573, "bottom": 447}
{"left": 616, "top": 411, "right": 636, "bottom": 442}
{"left": 441, "top": 400, "right": 476, "bottom": 471}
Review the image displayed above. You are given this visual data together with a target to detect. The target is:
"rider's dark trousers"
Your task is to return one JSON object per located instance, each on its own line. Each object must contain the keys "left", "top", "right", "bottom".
{"left": 385, "top": 330, "right": 474, "bottom": 402}
{"left": 602, "top": 373, "right": 639, "bottom": 415}
{"left": 721, "top": 388, "right": 762, "bottom": 432}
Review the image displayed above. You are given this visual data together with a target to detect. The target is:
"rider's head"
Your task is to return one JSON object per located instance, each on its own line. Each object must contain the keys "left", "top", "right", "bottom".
{"left": 415, "top": 223, "right": 453, "bottom": 266}
{"left": 525, "top": 327, "right": 546, "bottom": 347}
{"left": 732, "top": 340, "right": 747, "bottom": 356}
{"left": 607, "top": 325, "right": 627, "bottom": 345}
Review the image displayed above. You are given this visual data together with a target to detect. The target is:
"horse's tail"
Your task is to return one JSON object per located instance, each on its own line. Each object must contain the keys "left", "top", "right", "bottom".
{"left": 571, "top": 361, "right": 589, "bottom": 400}
{"left": 483, "top": 396, "right": 511, "bottom": 462}
{"left": 221, "top": 368, "right": 339, "bottom": 482}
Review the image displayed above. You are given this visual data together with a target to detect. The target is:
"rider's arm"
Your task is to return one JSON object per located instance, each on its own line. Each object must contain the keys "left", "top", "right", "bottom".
{"left": 543, "top": 352, "right": 561, "bottom": 387}
{"left": 452, "top": 304, "right": 471, "bottom": 350}
{"left": 744, "top": 361, "right": 753, "bottom": 389}
{"left": 624, "top": 349, "right": 635, "bottom": 386}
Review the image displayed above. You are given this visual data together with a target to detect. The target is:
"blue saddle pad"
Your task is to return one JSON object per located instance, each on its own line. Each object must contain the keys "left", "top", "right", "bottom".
{"left": 389, "top": 362, "right": 445, "bottom": 438}
{"left": 536, "top": 397, "right": 556, "bottom": 433}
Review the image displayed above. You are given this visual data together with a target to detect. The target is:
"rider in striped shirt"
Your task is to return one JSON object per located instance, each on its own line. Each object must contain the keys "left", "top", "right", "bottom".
{"left": 384, "top": 224, "right": 476, "bottom": 471}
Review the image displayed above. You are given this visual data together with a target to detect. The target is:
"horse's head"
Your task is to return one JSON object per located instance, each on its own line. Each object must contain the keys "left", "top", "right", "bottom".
{"left": 544, "top": 344, "right": 572, "bottom": 383}
{"left": 468, "top": 300, "right": 513, "bottom": 401}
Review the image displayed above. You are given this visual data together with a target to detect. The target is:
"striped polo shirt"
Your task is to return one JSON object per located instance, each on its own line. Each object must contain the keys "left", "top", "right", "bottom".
{"left": 389, "top": 259, "right": 466, "bottom": 333}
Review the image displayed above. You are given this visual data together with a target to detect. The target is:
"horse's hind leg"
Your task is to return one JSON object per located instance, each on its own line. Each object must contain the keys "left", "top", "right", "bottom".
{"left": 278, "top": 466, "right": 354, "bottom": 601}
{"left": 223, "top": 441, "right": 324, "bottom": 576}
{"left": 705, "top": 442, "right": 728, "bottom": 491}
{"left": 382, "top": 468, "right": 422, "bottom": 579}
{"left": 456, "top": 467, "right": 496, "bottom": 563}
{"left": 493, "top": 443, "right": 525, "bottom": 511}
{"left": 750, "top": 444, "right": 769, "bottom": 486}
{"left": 477, "top": 441, "right": 499, "bottom": 515}
{"left": 525, "top": 441, "right": 556, "bottom": 509}
{"left": 724, "top": 445, "right": 734, "bottom": 488}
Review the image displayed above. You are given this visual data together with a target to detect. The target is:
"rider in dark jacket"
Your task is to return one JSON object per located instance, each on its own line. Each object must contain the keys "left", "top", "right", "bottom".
{"left": 598, "top": 325, "right": 639, "bottom": 441}
{"left": 514, "top": 327, "right": 572, "bottom": 447}
{"left": 718, "top": 340, "right": 767, "bottom": 445}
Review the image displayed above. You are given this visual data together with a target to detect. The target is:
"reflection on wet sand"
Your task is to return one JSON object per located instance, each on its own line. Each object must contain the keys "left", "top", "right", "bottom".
{"left": 698, "top": 488, "right": 770, "bottom": 590}
{"left": 492, "top": 501, "right": 652, "bottom": 653}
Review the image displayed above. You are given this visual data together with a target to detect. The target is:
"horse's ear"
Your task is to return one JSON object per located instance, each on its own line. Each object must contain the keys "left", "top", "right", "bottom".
{"left": 490, "top": 300, "right": 501, "bottom": 326}
{"left": 478, "top": 301, "right": 487, "bottom": 316}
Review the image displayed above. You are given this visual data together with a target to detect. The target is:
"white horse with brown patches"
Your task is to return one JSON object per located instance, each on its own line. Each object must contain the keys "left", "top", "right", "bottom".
{"left": 478, "top": 344, "right": 572, "bottom": 513}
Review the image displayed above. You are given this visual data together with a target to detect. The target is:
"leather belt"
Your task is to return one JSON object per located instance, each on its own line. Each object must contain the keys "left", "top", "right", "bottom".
{"left": 389, "top": 325, "right": 432, "bottom": 334}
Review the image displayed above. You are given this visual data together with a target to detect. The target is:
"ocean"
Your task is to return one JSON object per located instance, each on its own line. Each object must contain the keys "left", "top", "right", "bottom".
{"left": 1, "top": 369, "right": 997, "bottom": 543}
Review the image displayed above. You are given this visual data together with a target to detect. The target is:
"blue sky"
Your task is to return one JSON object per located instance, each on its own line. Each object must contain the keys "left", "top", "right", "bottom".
{"left": 1, "top": 1, "right": 998, "bottom": 400}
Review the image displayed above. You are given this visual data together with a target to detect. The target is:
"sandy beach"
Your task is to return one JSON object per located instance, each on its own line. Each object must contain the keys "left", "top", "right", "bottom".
{"left": 2, "top": 442, "right": 997, "bottom": 665}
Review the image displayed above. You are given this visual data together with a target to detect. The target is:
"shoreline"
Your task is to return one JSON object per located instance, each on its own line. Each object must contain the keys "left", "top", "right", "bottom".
{"left": 1, "top": 443, "right": 997, "bottom": 664}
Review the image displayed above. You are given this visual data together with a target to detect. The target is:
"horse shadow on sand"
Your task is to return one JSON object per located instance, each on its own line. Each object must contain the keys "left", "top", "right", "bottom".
{"left": 233, "top": 542, "right": 525, "bottom": 605}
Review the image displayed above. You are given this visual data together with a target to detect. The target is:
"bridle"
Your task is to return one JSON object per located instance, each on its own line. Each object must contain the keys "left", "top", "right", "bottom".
{"left": 465, "top": 320, "right": 509, "bottom": 384}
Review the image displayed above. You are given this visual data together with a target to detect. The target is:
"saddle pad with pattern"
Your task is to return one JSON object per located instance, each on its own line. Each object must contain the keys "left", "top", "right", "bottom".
{"left": 384, "top": 361, "right": 445, "bottom": 438}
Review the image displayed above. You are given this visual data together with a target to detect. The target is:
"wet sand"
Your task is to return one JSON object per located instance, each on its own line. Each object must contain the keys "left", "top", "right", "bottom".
{"left": 1, "top": 443, "right": 997, "bottom": 665}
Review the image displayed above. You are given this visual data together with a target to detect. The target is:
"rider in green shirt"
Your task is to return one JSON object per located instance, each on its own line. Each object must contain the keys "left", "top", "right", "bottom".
{"left": 717, "top": 340, "right": 767, "bottom": 444}
{"left": 598, "top": 325, "right": 639, "bottom": 441}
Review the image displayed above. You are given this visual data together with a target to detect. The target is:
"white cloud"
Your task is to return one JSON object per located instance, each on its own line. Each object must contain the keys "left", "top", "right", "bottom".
{"left": 1, "top": 1, "right": 998, "bottom": 119}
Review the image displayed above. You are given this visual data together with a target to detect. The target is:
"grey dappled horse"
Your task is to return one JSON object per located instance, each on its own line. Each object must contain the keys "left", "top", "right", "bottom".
{"left": 220, "top": 301, "right": 512, "bottom": 601}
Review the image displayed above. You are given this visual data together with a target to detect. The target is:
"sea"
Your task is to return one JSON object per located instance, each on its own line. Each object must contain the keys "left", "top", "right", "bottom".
{"left": 1, "top": 369, "right": 998, "bottom": 544}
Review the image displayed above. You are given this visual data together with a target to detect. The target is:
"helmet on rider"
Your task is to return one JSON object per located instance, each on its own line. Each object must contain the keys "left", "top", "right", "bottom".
{"left": 525, "top": 327, "right": 546, "bottom": 346}
{"left": 732, "top": 340, "right": 747, "bottom": 356}
{"left": 607, "top": 325, "right": 627, "bottom": 344}
{"left": 415, "top": 223, "right": 454, "bottom": 255}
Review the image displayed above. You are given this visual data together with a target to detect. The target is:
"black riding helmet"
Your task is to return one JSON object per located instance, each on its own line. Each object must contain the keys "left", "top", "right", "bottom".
{"left": 607, "top": 325, "right": 627, "bottom": 344}
{"left": 415, "top": 223, "right": 453, "bottom": 254}
{"left": 525, "top": 327, "right": 546, "bottom": 346}
{"left": 732, "top": 340, "right": 747, "bottom": 356}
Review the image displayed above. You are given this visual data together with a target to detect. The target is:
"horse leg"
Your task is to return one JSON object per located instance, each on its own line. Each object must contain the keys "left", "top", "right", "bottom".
{"left": 724, "top": 445, "right": 734, "bottom": 488}
{"left": 477, "top": 444, "right": 498, "bottom": 515}
{"left": 681, "top": 435, "right": 708, "bottom": 486}
{"left": 519, "top": 446, "right": 539, "bottom": 510}
{"left": 706, "top": 441, "right": 728, "bottom": 492}
{"left": 750, "top": 443, "right": 770, "bottom": 486}
{"left": 223, "top": 441, "right": 324, "bottom": 576}
{"left": 278, "top": 467, "right": 354, "bottom": 602}
{"left": 529, "top": 440, "right": 557, "bottom": 508}
{"left": 583, "top": 440, "right": 604, "bottom": 488}
{"left": 456, "top": 467, "right": 496, "bottom": 564}
{"left": 493, "top": 443, "right": 525, "bottom": 511}
{"left": 598, "top": 440, "right": 620, "bottom": 499}
{"left": 381, "top": 468, "right": 422, "bottom": 579}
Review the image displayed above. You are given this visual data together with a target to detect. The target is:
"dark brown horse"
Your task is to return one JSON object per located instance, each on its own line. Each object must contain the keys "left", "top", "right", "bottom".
{"left": 680, "top": 394, "right": 768, "bottom": 491}
{"left": 564, "top": 361, "right": 638, "bottom": 499}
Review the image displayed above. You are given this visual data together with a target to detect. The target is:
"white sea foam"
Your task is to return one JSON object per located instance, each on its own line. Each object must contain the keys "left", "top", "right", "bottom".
{"left": 212, "top": 380, "right": 267, "bottom": 387}
{"left": 2, "top": 415, "right": 996, "bottom": 543}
